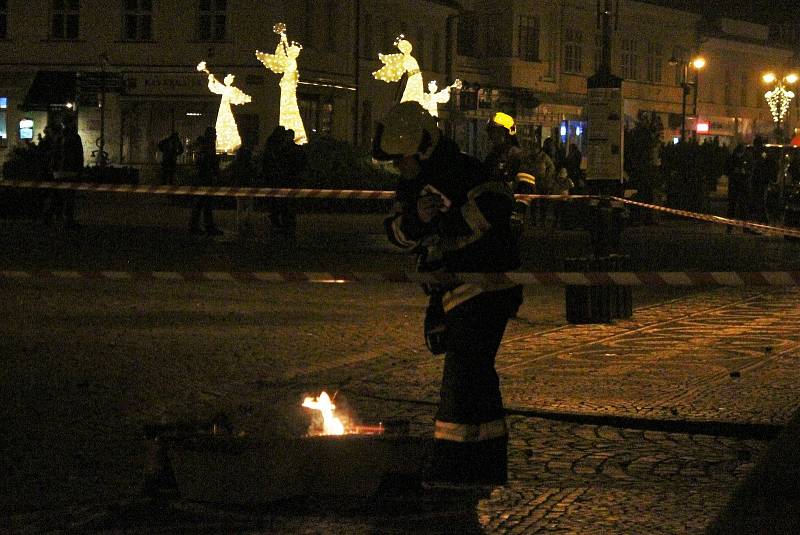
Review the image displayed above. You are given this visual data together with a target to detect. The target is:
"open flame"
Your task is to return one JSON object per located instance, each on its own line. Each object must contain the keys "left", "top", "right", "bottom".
{"left": 301, "top": 391, "right": 384, "bottom": 436}
{"left": 302, "top": 391, "right": 345, "bottom": 435}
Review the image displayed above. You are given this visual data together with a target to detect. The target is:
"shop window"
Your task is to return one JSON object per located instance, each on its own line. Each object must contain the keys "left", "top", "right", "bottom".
{"left": 51, "top": 0, "right": 80, "bottom": 40}
{"left": 0, "top": 97, "right": 7, "bottom": 140}
{"left": 0, "top": 0, "right": 8, "bottom": 40}
{"left": 298, "top": 95, "right": 333, "bottom": 139}
{"left": 563, "top": 29, "right": 582, "bottom": 74}
{"left": 516, "top": 15, "right": 539, "bottom": 62}
{"left": 197, "top": 0, "right": 226, "bottom": 41}
{"left": 123, "top": 0, "right": 152, "bottom": 41}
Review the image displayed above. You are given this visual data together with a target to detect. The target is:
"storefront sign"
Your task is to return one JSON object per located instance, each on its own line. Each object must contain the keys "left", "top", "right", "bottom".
{"left": 125, "top": 73, "right": 207, "bottom": 96}
{"left": 586, "top": 87, "right": 624, "bottom": 181}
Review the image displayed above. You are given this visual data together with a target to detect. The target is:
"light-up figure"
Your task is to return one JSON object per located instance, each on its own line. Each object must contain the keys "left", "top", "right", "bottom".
{"left": 255, "top": 23, "right": 308, "bottom": 145}
{"left": 197, "top": 61, "right": 252, "bottom": 154}
{"left": 373, "top": 35, "right": 424, "bottom": 104}
{"left": 421, "top": 79, "right": 463, "bottom": 118}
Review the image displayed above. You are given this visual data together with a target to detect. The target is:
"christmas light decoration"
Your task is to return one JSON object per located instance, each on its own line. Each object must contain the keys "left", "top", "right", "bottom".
{"left": 373, "top": 35, "right": 424, "bottom": 104}
{"left": 197, "top": 61, "right": 252, "bottom": 154}
{"left": 421, "top": 79, "right": 462, "bottom": 118}
{"left": 763, "top": 72, "right": 798, "bottom": 125}
{"left": 255, "top": 23, "right": 308, "bottom": 145}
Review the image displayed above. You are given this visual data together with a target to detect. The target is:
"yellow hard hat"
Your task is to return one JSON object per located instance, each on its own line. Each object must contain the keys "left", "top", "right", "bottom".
{"left": 372, "top": 101, "right": 440, "bottom": 160}
{"left": 488, "top": 112, "right": 517, "bottom": 135}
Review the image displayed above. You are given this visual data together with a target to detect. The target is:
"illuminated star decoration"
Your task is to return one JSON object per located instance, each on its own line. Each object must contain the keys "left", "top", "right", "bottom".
{"left": 421, "top": 79, "right": 462, "bottom": 118}
{"left": 765, "top": 86, "right": 795, "bottom": 124}
{"left": 197, "top": 61, "right": 252, "bottom": 154}
{"left": 255, "top": 23, "right": 308, "bottom": 145}
{"left": 373, "top": 35, "right": 424, "bottom": 104}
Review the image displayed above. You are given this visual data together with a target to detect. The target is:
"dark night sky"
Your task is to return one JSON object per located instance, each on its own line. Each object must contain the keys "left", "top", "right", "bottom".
{"left": 638, "top": 0, "right": 798, "bottom": 25}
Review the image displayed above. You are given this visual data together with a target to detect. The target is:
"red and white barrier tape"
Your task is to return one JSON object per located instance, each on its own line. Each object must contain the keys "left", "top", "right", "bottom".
{"left": 2, "top": 179, "right": 799, "bottom": 237}
{"left": 613, "top": 197, "right": 800, "bottom": 238}
{"left": 3, "top": 270, "right": 800, "bottom": 286}
{"left": 0, "top": 180, "right": 591, "bottom": 201}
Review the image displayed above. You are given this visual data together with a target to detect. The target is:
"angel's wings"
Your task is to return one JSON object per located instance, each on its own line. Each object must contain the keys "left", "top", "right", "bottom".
{"left": 256, "top": 48, "right": 288, "bottom": 74}
{"left": 228, "top": 85, "right": 252, "bottom": 105}
{"left": 372, "top": 52, "right": 406, "bottom": 82}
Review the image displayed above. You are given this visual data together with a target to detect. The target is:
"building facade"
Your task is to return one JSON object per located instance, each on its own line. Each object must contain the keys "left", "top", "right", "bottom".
{"left": 0, "top": 0, "right": 796, "bottom": 180}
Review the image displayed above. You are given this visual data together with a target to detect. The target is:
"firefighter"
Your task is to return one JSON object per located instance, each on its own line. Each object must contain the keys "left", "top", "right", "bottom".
{"left": 484, "top": 112, "right": 537, "bottom": 236}
{"left": 373, "top": 102, "right": 523, "bottom": 486}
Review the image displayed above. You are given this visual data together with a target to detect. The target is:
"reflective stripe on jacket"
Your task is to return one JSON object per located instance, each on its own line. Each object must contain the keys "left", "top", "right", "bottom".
{"left": 434, "top": 418, "right": 507, "bottom": 442}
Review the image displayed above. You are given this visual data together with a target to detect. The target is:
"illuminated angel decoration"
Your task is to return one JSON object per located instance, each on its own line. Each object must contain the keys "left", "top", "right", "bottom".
{"left": 255, "top": 23, "right": 308, "bottom": 145}
{"left": 421, "top": 79, "right": 463, "bottom": 118}
{"left": 373, "top": 36, "right": 424, "bottom": 104}
{"left": 197, "top": 61, "right": 252, "bottom": 154}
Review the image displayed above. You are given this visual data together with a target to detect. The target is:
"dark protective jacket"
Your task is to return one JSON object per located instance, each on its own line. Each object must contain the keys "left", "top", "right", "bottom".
{"left": 384, "top": 134, "right": 521, "bottom": 312}
{"left": 485, "top": 140, "right": 523, "bottom": 187}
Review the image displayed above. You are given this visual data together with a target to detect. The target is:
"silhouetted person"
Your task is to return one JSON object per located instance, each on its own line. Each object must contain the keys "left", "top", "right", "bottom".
{"left": 724, "top": 143, "right": 750, "bottom": 232}
{"left": 749, "top": 136, "right": 777, "bottom": 224}
{"left": 157, "top": 131, "right": 184, "bottom": 185}
{"left": 261, "top": 126, "right": 305, "bottom": 238}
{"left": 43, "top": 121, "right": 81, "bottom": 229}
{"left": 228, "top": 145, "right": 257, "bottom": 235}
{"left": 189, "top": 127, "right": 223, "bottom": 236}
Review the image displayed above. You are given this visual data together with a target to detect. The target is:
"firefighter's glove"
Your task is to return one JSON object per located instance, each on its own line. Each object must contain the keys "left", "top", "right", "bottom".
{"left": 424, "top": 292, "right": 447, "bottom": 355}
{"left": 417, "top": 193, "right": 444, "bottom": 223}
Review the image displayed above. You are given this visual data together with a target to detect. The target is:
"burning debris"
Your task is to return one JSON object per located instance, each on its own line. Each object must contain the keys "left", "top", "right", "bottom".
{"left": 302, "top": 390, "right": 384, "bottom": 436}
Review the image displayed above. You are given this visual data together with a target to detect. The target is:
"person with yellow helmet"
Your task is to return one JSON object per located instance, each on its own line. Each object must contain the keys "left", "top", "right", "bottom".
{"left": 373, "top": 101, "right": 523, "bottom": 487}
{"left": 485, "top": 112, "right": 538, "bottom": 235}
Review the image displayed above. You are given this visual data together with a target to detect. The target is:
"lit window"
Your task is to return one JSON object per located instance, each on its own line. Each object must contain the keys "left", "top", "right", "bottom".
{"left": 0, "top": 98, "right": 6, "bottom": 139}
{"left": 51, "top": 0, "right": 80, "bottom": 40}
{"left": 19, "top": 118, "right": 33, "bottom": 140}
{"left": 197, "top": 0, "right": 226, "bottom": 41}
{"left": 123, "top": 0, "right": 152, "bottom": 41}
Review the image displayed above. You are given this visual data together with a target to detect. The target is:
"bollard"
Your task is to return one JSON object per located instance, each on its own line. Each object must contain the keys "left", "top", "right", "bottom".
{"left": 565, "top": 254, "right": 632, "bottom": 324}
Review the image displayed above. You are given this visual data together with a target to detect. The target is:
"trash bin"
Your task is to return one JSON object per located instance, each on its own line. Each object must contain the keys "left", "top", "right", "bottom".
{"left": 565, "top": 254, "right": 632, "bottom": 324}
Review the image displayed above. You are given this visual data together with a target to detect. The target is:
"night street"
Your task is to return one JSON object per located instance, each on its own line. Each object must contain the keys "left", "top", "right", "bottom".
{"left": 3, "top": 196, "right": 800, "bottom": 533}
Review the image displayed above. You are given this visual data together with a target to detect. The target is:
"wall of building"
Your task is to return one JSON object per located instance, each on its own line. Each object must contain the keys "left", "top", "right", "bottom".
{"left": 0, "top": 0, "right": 797, "bottom": 180}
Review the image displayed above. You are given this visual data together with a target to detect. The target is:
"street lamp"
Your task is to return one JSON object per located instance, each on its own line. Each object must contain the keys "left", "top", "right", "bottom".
{"left": 669, "top": 55, "right": 706, "bottom": 143}
{"left": 762, "top": 72, "right": 797, "bottom": 142}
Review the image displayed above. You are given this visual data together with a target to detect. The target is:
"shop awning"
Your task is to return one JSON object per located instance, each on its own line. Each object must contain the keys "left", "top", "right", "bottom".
{"left": 21, "top": 71, "right": 77, "bottom": 111}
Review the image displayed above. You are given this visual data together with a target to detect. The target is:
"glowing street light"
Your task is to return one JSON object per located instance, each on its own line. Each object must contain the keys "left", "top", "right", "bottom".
{"left": 668, "top": 54, "right": 706, "bottom": 142}
{"left": 762, "top": 72, "right": 798, "bottom": 138}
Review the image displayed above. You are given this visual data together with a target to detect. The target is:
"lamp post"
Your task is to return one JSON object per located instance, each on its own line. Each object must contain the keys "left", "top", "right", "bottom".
{"left": 669, "top": 55, "right": 706, "bottom": 143}
{"left": 762, "top": 72, "right": 797, "bottom": 143}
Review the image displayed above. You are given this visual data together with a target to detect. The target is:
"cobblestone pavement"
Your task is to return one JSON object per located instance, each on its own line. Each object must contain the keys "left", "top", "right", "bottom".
{"left": 4, "top": 199, "right": 800, "bottom": 533}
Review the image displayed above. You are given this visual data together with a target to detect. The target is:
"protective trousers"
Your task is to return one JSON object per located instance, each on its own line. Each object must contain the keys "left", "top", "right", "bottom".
{"left": 428, "top": 286, "right": 522, "bottom": 485}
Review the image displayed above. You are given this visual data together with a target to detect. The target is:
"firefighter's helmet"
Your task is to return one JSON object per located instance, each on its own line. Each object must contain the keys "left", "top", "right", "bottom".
{"left": 372, "top": 101, "right": 441, "bottom": 161}
{"left": 488, "top": 112, "right": 517, "bottom": 136}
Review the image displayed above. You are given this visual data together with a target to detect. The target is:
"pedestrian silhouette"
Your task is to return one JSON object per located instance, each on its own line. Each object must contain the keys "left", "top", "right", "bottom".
{"left": 261, "top": 126, "right": 305, "bottom": 238}
{"left": 189, "top": 126, "right": 223, "bottom": 236}
{"left": 157, "top": 132, "right": 184, "bottom": 185}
